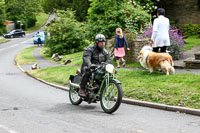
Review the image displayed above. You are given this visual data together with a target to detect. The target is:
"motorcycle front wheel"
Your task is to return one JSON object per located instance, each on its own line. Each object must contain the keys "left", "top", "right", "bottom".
{"left": 100, "top": 80, "right": 123, "bottom": 114}
{"left": 69, "top": 86, "right": 82, "bottom": 105}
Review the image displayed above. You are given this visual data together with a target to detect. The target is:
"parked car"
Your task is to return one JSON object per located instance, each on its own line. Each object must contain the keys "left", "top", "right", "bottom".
{"left": 33, "top": 31, "right": 46, "bottom": 46}
{"left": 3, "top": 29, "right": 25, "bottom": 38}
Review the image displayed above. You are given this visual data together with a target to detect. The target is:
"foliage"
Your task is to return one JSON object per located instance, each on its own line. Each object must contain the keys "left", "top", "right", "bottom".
{"left": 86, "top": 0, "right": 150, "bottom": 40}
{"left": 72, "top": 0, "right": 90, "bottom": 21}
{"left": 133, "top": 0, "right": 159, "bottom": 13}
{"left": 45, "top": 9, "right": 89, "bottom": 55}
{"left": 0, "top": 0, "right": 5, "bottom": 25}
{"left": 168, "top": 26, "right": 185, "bottom": 60}
{"left": 183, "top": 23, "right": 200, "bottom": 36}
{"left": 0, "top": 0, "right": 6, "bottom": 34}
{"left": 137, "top": 25, "right": 185, "bottom": 60}
{"left": 26, "top": 13, "right": 49, "bottom": 33}
{"left": 184, "top": 35, "right": 200, "bottom": 51}
{"left": 42, "top": 0, "right": 73, "bottom": 13}
{"left": 5, "top": 0, "right": 43, "bottom": 29}
{"left": 42, "top": 0, "right": 90, "bottom": 22}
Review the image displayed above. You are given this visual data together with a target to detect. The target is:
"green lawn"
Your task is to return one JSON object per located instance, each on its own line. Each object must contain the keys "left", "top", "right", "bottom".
{"left": 41, "top": 47, "right": 83, "bottom": 66}
{"left": 41, "top": 47, "right": 142, "bottom": 68}
{"left": 26, "top": 13, "right": 49, "bottom": 33}
{"left": 0, "top": 39, "right": 9, "bottom": 44}
{"left": 29, "top": 66, "right": 78, "bottom": 86}
{"left": 28, "top": 66, "right": 200, "bottom": 109}
{"left": 15, "top": 46, "right": 37, "bottom": 64}
{"left": 184, "top": 35, "right": 200, "bottom": 51}
{"left": 16, "top": 44, "right": 200, "bottom": 109}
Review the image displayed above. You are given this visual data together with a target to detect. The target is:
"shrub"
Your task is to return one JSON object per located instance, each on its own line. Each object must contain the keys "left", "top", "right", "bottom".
{"left": 27, "top": 15, "right": 37, "bottom": 28}
{"left": 5, "top": 0, "right": 42, "bottom": 30}
{"left": 86, "top": 0, "right": 150, "bottom": 40}
{"left": 133, "top": 0, "right": 159, "bottom": 13}
{"left": 0, "top": 26, "right": 6, "bottom": 35}
{"left": 183, "top": 23, "right": 200, "bottom": 36}
{"left": 45, "top": 9, "right": 89, "bottom": 55}
{"left": 137, "top": 25, "right": 185, "bottom": 60}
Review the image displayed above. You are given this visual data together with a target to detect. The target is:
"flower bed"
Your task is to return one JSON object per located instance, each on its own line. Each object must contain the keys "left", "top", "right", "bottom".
{"left": 138, "top": 26, "right": 185, "bottom": 60}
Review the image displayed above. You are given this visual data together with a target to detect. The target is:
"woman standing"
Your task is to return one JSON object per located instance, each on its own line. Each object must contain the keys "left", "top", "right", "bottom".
{"left": 114, "top": 28, "right": 130, "bottom": 68}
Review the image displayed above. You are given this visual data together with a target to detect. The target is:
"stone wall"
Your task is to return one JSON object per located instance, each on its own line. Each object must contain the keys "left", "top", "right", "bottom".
{"left": 160, "top": 0, "right": 200, "bottom": 25}
{"left": 106, "top": 38, "right": 149, "bottom": 63}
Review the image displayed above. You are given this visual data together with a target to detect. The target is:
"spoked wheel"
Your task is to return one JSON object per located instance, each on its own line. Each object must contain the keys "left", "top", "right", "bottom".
{"left": 100, "top": 80, "right": 123, "bottom": 114}
{"left": 69, "top": 86, "right": 82, "bottom": 105}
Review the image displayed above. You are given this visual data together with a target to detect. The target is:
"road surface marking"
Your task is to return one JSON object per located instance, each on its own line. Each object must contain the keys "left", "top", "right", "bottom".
{"left": 0, "top": 124, "right": 19, "bottom": 133}
{"left": 0, "top": 38, "right": 32, "bottom": 51}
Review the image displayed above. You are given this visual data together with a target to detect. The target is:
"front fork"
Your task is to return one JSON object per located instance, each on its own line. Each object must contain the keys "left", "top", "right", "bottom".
{"left": 98, "top": 73, "right": 114, "bottom": 95}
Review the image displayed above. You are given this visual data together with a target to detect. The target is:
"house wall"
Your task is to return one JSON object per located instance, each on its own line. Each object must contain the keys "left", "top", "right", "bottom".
{"left": 160, "top": 0, "right": 200, "bottom": 25}
{"left": 7, "top": 23, "right": 15, "bottom": 32}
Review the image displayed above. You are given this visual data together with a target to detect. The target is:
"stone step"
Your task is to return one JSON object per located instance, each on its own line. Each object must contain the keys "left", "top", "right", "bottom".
{"left": 184, "top": 57, "right": 200, "bottom": 69}
{"left": 194, "top": 51, "right": 200, "bottom": 60}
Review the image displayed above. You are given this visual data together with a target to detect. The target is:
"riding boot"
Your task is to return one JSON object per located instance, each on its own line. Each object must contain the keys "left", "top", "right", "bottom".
{"left": 79, "top": 88, "right": 86, "bottom": 97}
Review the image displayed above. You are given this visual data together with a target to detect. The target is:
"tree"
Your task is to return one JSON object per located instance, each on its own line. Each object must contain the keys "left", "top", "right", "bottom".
{"left": 45, "top": 9, "right": 89, "bottom": 55}
{"left": 0, "top": 0, "right": 6, "bottom": 34}
{"left": 42, "top": 0, "right": 90, "bottom": 21}
{"left": 86, "top": 0, "right": 150, "bottom": 40}
{"left": 42, "top": 0, "right": 73, "bottom": 13}
{"left": 72, "top": 0, "right": 90, "bottom": 21}
{"left": 5, "top": 0, "right": 43, "bottom": 29}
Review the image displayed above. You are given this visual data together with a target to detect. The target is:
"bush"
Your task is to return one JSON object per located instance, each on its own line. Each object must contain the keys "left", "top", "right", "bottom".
{"left": 86, "top": 0, "right": 150, "bottom": 40}
{"left": 45, "top": 9, "right": 89, "bottom": 55}
{"left": 27, "top": 15, "right": 37, "bottom": 28}
{"left": 133, "top": 0, "right": 159, "bottom": 13}
{"left": 137, "top": 25, "right": 185, "bottom": 60}
{"left": 0, "top": 26, "right": 6, "bottom": 35}
{"left": 183, "top": 23, "right": 200, "bottom": 36}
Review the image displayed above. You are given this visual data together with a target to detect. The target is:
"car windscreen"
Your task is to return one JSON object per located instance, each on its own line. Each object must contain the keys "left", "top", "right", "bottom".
{"left": 8, "top": 30, "right": 15, "bottom": 34}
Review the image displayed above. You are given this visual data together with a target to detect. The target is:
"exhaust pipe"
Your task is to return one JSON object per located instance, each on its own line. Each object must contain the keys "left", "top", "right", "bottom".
{"left": 69, "top": 80, "right": 80, "bottom": 88}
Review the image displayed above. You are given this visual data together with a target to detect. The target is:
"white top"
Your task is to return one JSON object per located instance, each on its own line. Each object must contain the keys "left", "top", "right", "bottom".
{"left": 151, "top": 15, "right": 170, "bottom": 48}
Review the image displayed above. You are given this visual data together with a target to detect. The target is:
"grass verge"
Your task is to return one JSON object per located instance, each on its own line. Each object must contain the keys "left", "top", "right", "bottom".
{"left": 28, "top": 66, "right": 200, "bottom": 109}
{"left": 184, "top": 35, "right": 200, "bottom": 51}
{"left": 41, "top": 47, "right": 83, "bottom": 66}
{"left": 41, "top": 47, "right": 142, "bottom": 68}
{"left": 15, "top": 46, "right": 37, "bottom": 64}
{"left": 0, "top": 39, "right": 9, "bottom": 44}
{"left": 26, "top": 13, "right": 49, "bottom": 33}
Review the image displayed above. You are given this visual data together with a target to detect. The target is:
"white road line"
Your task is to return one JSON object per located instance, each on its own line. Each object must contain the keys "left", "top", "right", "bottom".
{"left": 0, "top": 124, "right": 19, "bottom": 133}
{"left": 0, "top": 38, "right": 32, "bottom": 51}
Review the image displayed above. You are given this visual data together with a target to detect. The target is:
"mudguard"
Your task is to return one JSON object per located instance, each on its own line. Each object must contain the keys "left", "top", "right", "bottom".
{"left": 110, "top": 78, "right": 121, "bottom": 84}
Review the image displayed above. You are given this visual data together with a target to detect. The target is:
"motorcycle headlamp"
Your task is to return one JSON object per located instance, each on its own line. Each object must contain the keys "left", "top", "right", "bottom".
{"left": 105, "top": 64, "right": 114, "bottom": 74}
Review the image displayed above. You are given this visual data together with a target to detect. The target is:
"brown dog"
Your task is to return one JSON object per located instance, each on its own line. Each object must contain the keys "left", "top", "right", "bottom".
{"left": 138, "top": 46, "right": 175, "bottom": 75}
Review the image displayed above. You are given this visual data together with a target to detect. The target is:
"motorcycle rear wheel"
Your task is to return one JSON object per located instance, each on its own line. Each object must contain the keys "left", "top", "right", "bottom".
{"left": 69, "top": 86, "right": 82, "bottom": 105}
{"left": 100, "top": 80, "right": 123, "bottom": 114}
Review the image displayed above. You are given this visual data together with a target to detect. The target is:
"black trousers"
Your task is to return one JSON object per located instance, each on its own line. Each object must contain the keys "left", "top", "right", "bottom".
{"left": 80, "top": 69, "right": 92, "bottom": 89}
{"left": 153, "top": 46, "right": 167, "bottom": 53}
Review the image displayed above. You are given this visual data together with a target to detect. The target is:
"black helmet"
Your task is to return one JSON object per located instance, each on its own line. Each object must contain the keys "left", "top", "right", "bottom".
{"left": 95, "top": 34, "right": 106, "bottom": 43}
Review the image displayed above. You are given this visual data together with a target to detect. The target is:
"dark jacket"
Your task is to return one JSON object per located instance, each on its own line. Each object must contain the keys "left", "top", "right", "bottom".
{"left": 115, "top": 35, "right": 128, "bottom": 49}
{"left": 81, "top": 44, "right": 112, "bottom": 73}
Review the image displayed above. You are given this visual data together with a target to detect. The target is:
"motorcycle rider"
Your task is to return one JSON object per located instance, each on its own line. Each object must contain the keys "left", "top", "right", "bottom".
{"left": 79, "top": 34, "right": 112, "bottom": 97}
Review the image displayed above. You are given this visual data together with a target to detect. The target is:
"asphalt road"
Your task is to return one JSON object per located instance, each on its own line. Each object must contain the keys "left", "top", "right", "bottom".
{"left": 0, "top": 34, "right": 200, "bottom": 133}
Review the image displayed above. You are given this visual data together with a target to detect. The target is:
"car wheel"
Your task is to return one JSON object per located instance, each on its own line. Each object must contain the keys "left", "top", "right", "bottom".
{"left": 10, "top": 35, "right": 13, "bottom": 38}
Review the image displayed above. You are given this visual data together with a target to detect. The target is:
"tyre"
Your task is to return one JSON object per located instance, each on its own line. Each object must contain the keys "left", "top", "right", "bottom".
{"left": 100, "top": 80, "right": 123, "bottom": 114}
{"left": 69, "top": 85, "right": 82, "bottom": 105}
{"left": 10, "top": 35, "right": 13, "bottom": 38}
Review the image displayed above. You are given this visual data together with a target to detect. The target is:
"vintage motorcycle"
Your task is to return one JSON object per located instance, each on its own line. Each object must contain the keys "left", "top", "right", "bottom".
{"left": 69, "top": 63, "right": 123, "bottom": 114}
